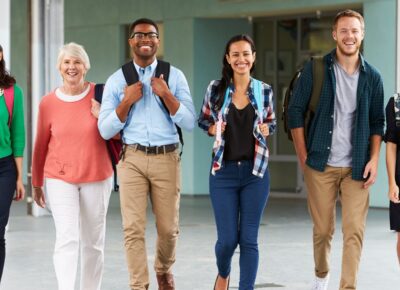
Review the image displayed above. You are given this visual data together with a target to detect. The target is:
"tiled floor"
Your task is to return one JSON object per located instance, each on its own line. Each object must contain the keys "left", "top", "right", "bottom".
{"left": 2, "top": 194, "right": 399, "bottom": 289}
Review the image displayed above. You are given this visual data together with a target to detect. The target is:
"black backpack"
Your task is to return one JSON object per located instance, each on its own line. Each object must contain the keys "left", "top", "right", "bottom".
{"left": 95, "top": 60, "right": 183, "bottom": 191}
{"left": 282, "top": 56, "right": 324, "bottom": 141}
{"left": 121, "top": 60, "right": 184, "bottom": 154}
{"left": 95, "top": 84, "right": 122, "bottom": 192}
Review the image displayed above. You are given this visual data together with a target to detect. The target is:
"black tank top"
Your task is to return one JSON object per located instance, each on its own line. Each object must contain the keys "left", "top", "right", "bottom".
{"left": 224, "top": 102, "right": 255, "bottom": 161}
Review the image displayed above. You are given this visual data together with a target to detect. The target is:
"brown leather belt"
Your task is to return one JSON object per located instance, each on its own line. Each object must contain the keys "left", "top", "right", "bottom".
{"left": 127, "top": 143, "right": 179, "bottom": 155}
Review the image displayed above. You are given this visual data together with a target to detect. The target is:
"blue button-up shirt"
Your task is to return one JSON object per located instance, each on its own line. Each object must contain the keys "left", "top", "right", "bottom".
{"left": 288, "top": 50, "right": 384, "bottom": 180}
{"left": 98, "top": 59, "right": 195, "bottom": 146}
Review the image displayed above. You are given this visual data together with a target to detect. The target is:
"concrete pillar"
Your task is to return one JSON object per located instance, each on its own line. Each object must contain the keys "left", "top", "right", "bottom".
{"left": 30, "top": 0, "right": 64, "bottom": 216}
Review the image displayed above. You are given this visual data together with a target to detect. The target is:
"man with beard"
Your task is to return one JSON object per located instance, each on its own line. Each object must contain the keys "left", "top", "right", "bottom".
{"left": 98, "top": 18, "right": 195, "bottom": 290}
{"left": 288, "top": 9, "right": 384, "bottom": 290}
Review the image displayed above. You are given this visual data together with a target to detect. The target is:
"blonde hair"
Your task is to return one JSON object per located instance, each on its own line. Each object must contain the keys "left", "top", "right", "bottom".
{"left": 57, "top": 42, "right": 91, "bottom": 71}
{"left": 333, "top": 9, "right": 365, "bottom": 31}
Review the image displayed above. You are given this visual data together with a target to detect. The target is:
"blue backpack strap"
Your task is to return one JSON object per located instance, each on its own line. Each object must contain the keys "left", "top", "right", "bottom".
{"left": 394, "top": 93, "right": 400, "bottom": 127}
{"left": 219, "top": 87, "right": 232, "bottom": 120}
{"left": 251, "top": 79, "right": 264, "bottom": 122}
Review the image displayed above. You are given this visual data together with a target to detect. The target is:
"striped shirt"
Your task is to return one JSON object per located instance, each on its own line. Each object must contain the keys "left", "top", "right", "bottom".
{"left": 198, "top": 78, "right": 276, "bottom": 177}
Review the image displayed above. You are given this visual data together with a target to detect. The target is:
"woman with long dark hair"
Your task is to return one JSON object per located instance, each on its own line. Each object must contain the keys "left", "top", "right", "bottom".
{"left": 198, "top": 35, "right": 276, "bottom": 290}
{"left": 0, "top": 44, "right": 25, "bottom": 283}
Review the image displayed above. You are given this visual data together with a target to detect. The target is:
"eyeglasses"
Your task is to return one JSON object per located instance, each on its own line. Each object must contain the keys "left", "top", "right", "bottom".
{"left": 130, "top": 32, "right": 159, "bottom": 40}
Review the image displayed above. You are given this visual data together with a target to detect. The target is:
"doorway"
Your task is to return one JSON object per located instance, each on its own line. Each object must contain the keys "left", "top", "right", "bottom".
{"left": 253, "top": 11, "right": 352, "bottom": 196}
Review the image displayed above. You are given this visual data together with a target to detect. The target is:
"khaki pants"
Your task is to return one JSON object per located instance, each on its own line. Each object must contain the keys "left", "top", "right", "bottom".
{"left": 118, "top": 146, "right": 181, "bottom": 290}
{"left": 304, "top": 165, "right": 369, "bottom": 290}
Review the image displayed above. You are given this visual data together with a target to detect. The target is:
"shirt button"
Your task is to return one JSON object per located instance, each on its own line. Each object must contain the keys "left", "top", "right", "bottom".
{"left": 331, "top": 115, "right": 334, "bottom": 118}
{"left": 327, "top": 147, "right": 330, "bottom": 150}
{"left": 329, "top": 131, "right": 332, "bottom": 134}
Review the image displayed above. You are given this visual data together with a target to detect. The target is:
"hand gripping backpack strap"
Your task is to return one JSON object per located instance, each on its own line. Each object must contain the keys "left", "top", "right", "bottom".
{"left": 394, "top": 93, "right": 400, "bottom": 127}
{"left": 3, "top": 85, "right": 14, "bottom": 127}
{"left": 252, "top": 79, "right": 267, "bottom": 147}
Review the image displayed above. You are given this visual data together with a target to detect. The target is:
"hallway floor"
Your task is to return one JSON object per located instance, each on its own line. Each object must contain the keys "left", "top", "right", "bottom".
{"left": 2, "top": 194, "right": 399, "bottom": 290}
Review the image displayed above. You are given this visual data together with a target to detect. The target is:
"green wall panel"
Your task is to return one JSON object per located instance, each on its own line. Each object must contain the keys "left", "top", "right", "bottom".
{"left": 363, "top": 0, "right": 397, "bottom": 207}
{"left": 65, "top": 25, "right": 124, "bottom": 84}
{"left": 164, "top": 18, "right": 195, "bottom": 194}
{"left": 10, "top": 0, "right": 398, "bottom": 205}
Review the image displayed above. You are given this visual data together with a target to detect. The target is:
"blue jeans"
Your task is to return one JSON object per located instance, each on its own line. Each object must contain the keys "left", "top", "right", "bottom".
{"left": 210, "top": 160, "right": 269, "bottom": 290}
{"left": 0, "top": 155, "right": 16, "bottom": 283}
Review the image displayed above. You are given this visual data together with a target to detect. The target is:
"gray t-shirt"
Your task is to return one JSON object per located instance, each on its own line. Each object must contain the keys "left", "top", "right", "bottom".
{"left": 327, "top": 61, "right": 359, "bottom": 167}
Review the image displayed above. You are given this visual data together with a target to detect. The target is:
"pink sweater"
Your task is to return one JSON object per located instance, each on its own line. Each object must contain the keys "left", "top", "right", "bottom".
{"left": 32, "top": 83, "right": 113, "bottom": 187}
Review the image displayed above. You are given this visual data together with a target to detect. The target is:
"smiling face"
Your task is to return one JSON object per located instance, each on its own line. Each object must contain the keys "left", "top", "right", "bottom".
{"left": 333, "top": 16, "right": 364, "bottom": 57}
{"left": 128, "top": 23, "right": 159, "bottom": 63}
{"left": 225, "top": 40, "right": 255, "bottom": 77}
{"left": 59, "top": 55, "right": 86, "bottom": 85}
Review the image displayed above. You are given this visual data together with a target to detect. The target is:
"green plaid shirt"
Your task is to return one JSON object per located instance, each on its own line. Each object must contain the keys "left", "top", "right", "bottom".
{"left": 288, "top": 50, "right": 384, "bottom": 180}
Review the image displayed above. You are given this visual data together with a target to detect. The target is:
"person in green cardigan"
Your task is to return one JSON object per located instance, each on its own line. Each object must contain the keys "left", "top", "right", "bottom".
{"left": 0, "top": 44, "right": 25, "bottom": 283}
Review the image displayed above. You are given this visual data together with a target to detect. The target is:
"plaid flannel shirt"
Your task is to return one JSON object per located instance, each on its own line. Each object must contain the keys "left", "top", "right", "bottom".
{"left": 198, "top": 78, "right": 276, "bottom": 178}
{"left": 288, "top": 50, "right": 384, "bottom": 180}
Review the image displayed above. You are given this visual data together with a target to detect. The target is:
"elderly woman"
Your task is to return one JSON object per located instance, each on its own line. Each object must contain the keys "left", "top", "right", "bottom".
{"left": 32, "top": 42, "right": 113, "bottom": 290}
{"left": 0, "top": 44, "right": 25, "bottom": 283}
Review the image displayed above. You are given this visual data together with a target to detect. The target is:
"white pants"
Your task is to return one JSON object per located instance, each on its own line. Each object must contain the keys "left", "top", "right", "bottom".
{"left": 45, "top": 177, "right": 113, "bottom": 290}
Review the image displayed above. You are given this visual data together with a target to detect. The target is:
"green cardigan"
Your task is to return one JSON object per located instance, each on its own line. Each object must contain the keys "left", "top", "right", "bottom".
{"left": 0, "top": 84, "right": 25, "bottom": 158}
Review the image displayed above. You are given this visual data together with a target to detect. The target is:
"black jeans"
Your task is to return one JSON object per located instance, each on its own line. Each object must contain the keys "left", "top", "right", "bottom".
{"left": 0, "top": 155, "right": 16, "bottom": 283}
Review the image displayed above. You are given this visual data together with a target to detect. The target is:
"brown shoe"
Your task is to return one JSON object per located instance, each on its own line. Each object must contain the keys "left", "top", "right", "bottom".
{"left": 156, "top": 273, "right": 175, "bottom": 290}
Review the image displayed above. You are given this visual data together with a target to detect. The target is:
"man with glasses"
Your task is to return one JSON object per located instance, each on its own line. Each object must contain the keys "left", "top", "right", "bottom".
{"left": 98, "top": 18, "right": 195, "bottom": 290}
{"left": 288, "top": 10, "right": 384, "bottom": 290}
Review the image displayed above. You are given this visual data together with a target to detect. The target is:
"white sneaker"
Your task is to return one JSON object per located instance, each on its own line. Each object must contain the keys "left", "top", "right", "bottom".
{"left": 311, "top": 274, "right": 329, "bottom": 290}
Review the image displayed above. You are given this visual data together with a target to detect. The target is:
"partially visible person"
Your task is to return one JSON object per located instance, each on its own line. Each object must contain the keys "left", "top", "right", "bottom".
{"left": 288, "top": 9, "right": 384, "bottom": 290}
{"left": 0, "top": 44, "right": 25, "bottom": 284}
{"left": 384, "top": 93, "right": 400, "bottom": 265}
{"left": 32, "top": 42, "right": 113, "bottom": 290}
{"left": 198, "top": 34, "right": 276, "bottom": 290}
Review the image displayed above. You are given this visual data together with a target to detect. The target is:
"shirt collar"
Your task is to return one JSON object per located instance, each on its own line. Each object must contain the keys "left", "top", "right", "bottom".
{"left": 329, "top": 48, "right": 366, "bottom": 72}
{"left": 133, "top": 58, "right": 158, "bottom": 74}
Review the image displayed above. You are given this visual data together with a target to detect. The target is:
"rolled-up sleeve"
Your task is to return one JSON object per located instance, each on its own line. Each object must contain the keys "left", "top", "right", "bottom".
{"left": 98, "top": 70, "right": 126, "bottom": 140}
{"left": 197, "top": 81, "right": 217, "bottom": 133}
{"left": 288, "top": 62, "right": 313, "bottom": 129}
{"left": 169, "top": 68, "right": 195, "bottom": 131}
